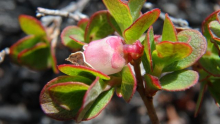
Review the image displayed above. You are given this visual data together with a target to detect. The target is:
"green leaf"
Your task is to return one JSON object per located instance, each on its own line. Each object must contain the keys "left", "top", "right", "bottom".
{"left": 84, "top": 11, "right": 114, "bottom": 42}
{"left": 199, "top": 53, "right": 220, "bottom": 76}
{"left": 128, "top": 0, "right": 146, "bottom": 21}
{"left": 194, "top": 81, "right": 207, "bottom": 117}
{"left": 103, "top": 0, "right": 133, "bottom": 32}
{"left": 107, "top": 12, "right": 122, "bottom": 36}
{"left": 143, "top": 74, "right": 161, "bottom": 96}
{"left": 83, "top": 88, "right": 114, "bottom": 120}
{"left": 61, "top": 26, "right": 84, "bottom": 51}
{"left": 84, "top": 10, "right": 114, "bottom": 42}
{"left": 202, "top": 10, "right": 220, "bottom": 41}
{"left": 120, "top": 65, "right": 137, "bottom": 102}
{"left": 10, "top": 35, "right": 43, "bottom": 63}
{"left": 124, "top": 9, "right": 160, "bottom": 44}
{"left": 49, "top": 82, "right": 89, "bottom": 111}
{"left": 58, "top": 64, "right": 110, "bottom": 80}
{"left": 209, "top": 20, "right": 220, "bottom": 42}
{"left": 76, "top": 78, "right": 109, "bottom": 122}
{"left": 156, "top": 41, "right": 192, "bottom": 60}
{"left": 142, "top": 26, "right": 155, "bottom": 73}
{"left": 152, "top": 41, "right": 192, "bottom": 76}
{"left": 40, "top": 76, "right": 92, "bottom": 120}
{"left": 163, "top": 29, "right": 207, "bottom": 71}
{"left": 18, "top": 43, "right": 51, "bottom": 70}
{"left": 160, "top": 70, "right": 199, "bottom": 91}
{"left": 208, "top": 79, "right": 220, "bottom": 107}
{"left": 50, "top": 42, "right": 59, "bottom": 73}
{"left": 77, "top": 18, "right": 89, "bottom": 31}
{"left": 19, "top": 15, "right": 46, "bottom": 36}
{"left": 162, "top": 14, "right": 178, "bottom": 42}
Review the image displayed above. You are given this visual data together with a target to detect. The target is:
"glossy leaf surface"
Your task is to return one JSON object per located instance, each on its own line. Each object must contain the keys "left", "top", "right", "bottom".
{"left": 144, "top": 74, "right": 161, "bottom": 96}
{"left": 58, "top": 64, "right": 110, "bottom": 80}
{"left": 121, "top": 65, "right": 137, "bottom": 102}
{"left": 77, "top": 18, "right": 89, "bottom": 31}
{"left": 160, "top": 70, "right": 199, "bottom": 91}
{"left": 19, "top": 15, "right": 46, "bottom": 36}
{"left": 84, "top": 10, "right": 114, "bottom": 42}
{"left": 76, "top": 78, "right": 109, "bottom": 122}
{"left": 142, "top": 26, "right": 155, "bottom": 73}
{"left": 124, "top": 9, "right": 160, "bottom": 44}
{"left": 103, "top": 0, "right": 133, "bottom": 31}
{"left": 61, "top": 26, "right": 84, "bottom": 50}
{"left": 40, "top": 76, "right": 92, "bottom": 120}
{"left": 10, "top": 35, "right": 43, "bottom": 63}
{"left": 83, "top": 88, "right": 114, "bottom": 120}
{"left": 128, "top": 0, "right": 145, "bottom": 21}
{"left": 18, "top": 43, "right": 51, "bottom": 70}
{"left": 48, "top": 82, "right": 89, "bottom": 111}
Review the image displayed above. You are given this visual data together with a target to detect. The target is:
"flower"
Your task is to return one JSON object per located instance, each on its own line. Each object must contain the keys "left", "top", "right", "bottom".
{"left": 83, "top": 36, "right": 126, "bottom": 75}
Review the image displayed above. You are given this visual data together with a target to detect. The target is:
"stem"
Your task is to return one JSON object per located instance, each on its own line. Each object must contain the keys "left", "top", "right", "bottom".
{"left": 133, "top": 59, "right": 159, "bottom": 124}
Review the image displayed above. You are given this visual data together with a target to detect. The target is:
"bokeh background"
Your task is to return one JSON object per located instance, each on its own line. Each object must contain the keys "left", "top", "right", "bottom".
{"left": 0, "top": 0, "right": 220, "bottom": 124}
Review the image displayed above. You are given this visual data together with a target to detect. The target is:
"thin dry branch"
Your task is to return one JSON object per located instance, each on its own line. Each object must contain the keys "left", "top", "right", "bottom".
{"left": 0, "top": 48, "right": 10, "bottom": 63}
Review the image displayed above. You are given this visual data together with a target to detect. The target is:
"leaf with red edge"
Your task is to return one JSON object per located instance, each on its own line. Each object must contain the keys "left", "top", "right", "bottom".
{"left": 48, "top": 82, "right": 89, "bottom": 111}
{"left": 61, "top": 26, "right": 84, "bottom": 51}
{"left": 77, "top": 18, "right": 89, "bottom": 31}
{"left": 163, "top": 29, "right": 207, "bottom": 72}
{"left": 103, "top": 0, "right": 133, "bottom": 32}
{"left": 107, "top": 12, "right": 122, "bottom": 36}
{"left": 84, "top": 10, "right": 114, "bottom": 43}
{"left": 152, "top": 41, "right": 192, "bottom": 71}
{"left": 142, "top": 26, "right": 155, "bottom": 73}
{"left": 195, "top": 81, "right": 207, "bottom": 117}
{"left": 208, "top": 20, "right": 220, "bottom": 43}
{"left": 76, "top": 77, "right": 110, "bottom": 122}
{"left": 50, "top": 42, "right": 58, "bottom": 73}
{"left": 58, "top": 64, "right": 110, "bottom": 80}
{"left": 128, "top": 0, "right": 145, "bottom": 21}
{"left": 202, "top": 10, "right": 220, "bottom": 40}
{"left": 120, "top": 65, "right": 137, "bottom": 102}
{"left": 144, "top": 74, "right": 161, "bottom": 96}
{"left": 208, "top": 79, "right": 220, "bottom": 107}
{"left": 160, "top": 70, "right": 199, "bottom": 91}
{"left": 10, "top": 35, "right": 43, "bottom": 63}
{"left": 124, "top": 9, "right": 160, "bottom": 44}
{"left": 162, "top": 14, "right": 178, "bottom": 42}
{"left": 40, "top": 75, "right": 92, "bottom": 120}
{"left": 19, "top": 15, "right": 46, "bottom": 36}
{"left": 18, "top": 43, "right": 52, "bottom": 70}
{"left": 199, "top": 51, "right": 220, "bottom": 76}
{"left": 83, "top": 88, "right": 114, "bottom": 120}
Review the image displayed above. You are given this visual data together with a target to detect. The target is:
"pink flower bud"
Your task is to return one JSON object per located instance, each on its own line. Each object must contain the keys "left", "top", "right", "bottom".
{"left": 83, "top": 36, "right": 126, "bottom": 75}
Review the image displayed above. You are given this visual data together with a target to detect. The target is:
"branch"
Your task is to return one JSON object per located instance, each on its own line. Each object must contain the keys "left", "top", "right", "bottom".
{"left": 37, "top": 7, "right": 88, "bottom": 21}
{"left": 0, "top": 48, "right": 10, "bottom": 63}
{"left": 132, "top": 59, "right": 159, "bottom": 124}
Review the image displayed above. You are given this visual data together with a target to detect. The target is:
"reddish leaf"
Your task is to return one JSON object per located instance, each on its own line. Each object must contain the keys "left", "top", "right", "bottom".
{"left": 144, "top": 74, "right": 161, "bottom": 96}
